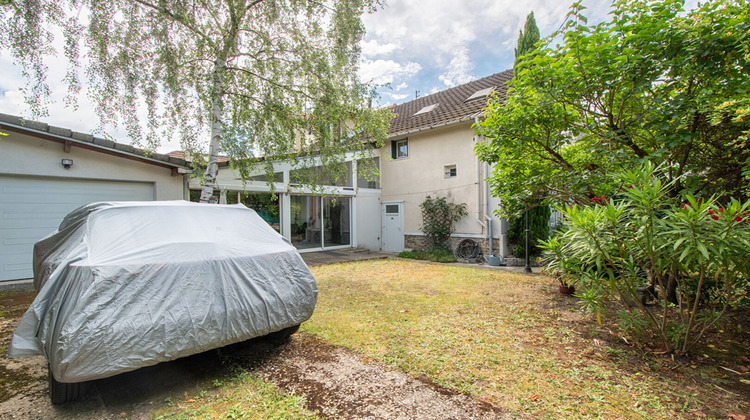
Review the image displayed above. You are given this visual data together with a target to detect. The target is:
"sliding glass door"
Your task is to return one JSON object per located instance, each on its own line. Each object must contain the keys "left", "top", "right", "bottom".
{"left": 290, "top": 195, "right": 351, "bottom": 250}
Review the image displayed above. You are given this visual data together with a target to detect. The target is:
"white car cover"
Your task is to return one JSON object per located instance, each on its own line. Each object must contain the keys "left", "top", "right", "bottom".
{"left": 8, "top": 201, "right": 317, "bottom": 383}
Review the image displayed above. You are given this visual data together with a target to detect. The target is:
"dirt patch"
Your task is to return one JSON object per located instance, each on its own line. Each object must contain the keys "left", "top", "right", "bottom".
{"left": 247, "top": 334, "right": 508, "bottom": 419}
{"left": 0, "top": 290, "right": 509, "bottom": 419}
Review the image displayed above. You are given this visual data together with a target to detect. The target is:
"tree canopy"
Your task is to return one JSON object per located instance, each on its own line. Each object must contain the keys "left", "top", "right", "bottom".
{"left": 476, "top": 0, "right": 750, "bottom": 218}
{"left": 0, "top": 0, "right": 392, "bottom": 201}
{"left": 513, "top": 11, "right": 539, "bottom": 78}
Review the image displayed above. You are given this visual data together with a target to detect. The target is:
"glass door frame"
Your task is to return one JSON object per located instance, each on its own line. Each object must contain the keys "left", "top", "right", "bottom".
{"left": 292, "top": 194, "right": 353, "bottom": 252}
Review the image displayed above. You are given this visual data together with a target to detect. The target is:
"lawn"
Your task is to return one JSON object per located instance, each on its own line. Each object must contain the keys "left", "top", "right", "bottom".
{"left": 3, "top": 258, "right": 748, "bottom": 419}
{"left": 303, "top": 259, "right": 750, "bottom": 419}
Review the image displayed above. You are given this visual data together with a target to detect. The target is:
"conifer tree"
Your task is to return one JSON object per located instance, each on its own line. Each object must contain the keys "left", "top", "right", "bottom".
{"left": 514, "top": 12, "right": 540, "bottom": 78}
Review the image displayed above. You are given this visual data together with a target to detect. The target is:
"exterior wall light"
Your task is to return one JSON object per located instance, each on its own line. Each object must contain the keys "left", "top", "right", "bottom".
{"left": 61, "top": 159, "right": 73, "bottom": 169}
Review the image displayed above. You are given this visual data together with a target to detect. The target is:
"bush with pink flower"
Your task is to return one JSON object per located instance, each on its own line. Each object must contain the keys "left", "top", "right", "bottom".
{"left": 541, "top": 161, "right": 750, "bottom": 354}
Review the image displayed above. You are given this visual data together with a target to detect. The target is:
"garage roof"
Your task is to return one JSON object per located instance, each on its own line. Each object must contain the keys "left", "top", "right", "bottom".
{"left": 0, "top": 113, "right": 190, "bottom": 170}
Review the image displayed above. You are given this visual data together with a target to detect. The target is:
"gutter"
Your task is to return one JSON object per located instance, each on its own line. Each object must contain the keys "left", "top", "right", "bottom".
{"left": 0, "top": 116, "right": 190, "bottom": 171}
{"left": 387, "top": 111, "right": 485, "bottom": 140}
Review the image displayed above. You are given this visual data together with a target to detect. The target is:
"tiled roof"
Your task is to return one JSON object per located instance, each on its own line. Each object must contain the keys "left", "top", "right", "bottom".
{"left": 0, "top": 113, "right": 190, "bottom": 168}
{"left": 387, "top": 69, "right": 513, "bottom": 138}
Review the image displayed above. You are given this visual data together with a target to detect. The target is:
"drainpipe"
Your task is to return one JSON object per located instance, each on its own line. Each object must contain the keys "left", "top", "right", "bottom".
{"left": 475, "top": 117, "right": 493, "bottom": 258}
{"left": 474, "top": 129, "right": 487, "bottom": 234}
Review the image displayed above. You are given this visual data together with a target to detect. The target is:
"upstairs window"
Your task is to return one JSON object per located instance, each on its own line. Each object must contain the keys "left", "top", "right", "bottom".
{"left": 465, "top": 86, "right": 495, "bottom": 102}
{"left": 413, "top": 103, "right": 438, "bottom": 116}
{"left": 444, "top": 164, "right": 457, "bottom": 178}
{"left": 391, "top": 139, "right": 408, "bottom": 159}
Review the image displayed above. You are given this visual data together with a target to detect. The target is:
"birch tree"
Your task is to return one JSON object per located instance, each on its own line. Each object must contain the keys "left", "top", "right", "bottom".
{"left": 0, "top": 0, "right": 391, "bottom": 202}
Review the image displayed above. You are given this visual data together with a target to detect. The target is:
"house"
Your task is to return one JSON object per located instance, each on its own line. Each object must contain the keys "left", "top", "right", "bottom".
{"left": 187, "top": 149, "right": 382, "bottom": 253}
{"left": 0, "top": 113, "right": 191, "bottom": 282}
{"left": 195, "top": 70, "right": 514, "bottom": 258}
{"left": 379, "top": 70, "right": 513, "bottom": 257}
{"left": 0, "top": 70, "right": 514, "bottom": 283}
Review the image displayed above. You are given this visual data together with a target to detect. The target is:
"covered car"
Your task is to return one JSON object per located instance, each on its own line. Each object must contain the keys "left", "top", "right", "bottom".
{"left": 8, "top": 200, "right": 317, "bottom": 402}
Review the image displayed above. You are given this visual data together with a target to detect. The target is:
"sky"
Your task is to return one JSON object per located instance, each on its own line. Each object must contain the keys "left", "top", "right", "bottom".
{"left": 360, "top": 0, "right": 612, "bottom": 106}
{"left": 0, "top": 0, "right": 695, "bottom": 153}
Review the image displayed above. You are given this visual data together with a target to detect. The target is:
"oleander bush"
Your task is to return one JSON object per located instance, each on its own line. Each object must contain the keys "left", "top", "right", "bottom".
{"left": 541, "top": 162, "right": 750, "bottom": 353}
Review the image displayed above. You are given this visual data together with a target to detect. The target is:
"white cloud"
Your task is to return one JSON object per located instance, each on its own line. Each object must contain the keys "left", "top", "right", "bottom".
{"left": 395, "top": 82, "right": 408, "bottom": 91}
{"left": 361, "top": 39, "right": 400, "bottom": 57}
{"left": 359, "top": 58, "right": 422, "bottom": 86}
{"left": 438, "top": 48, "right": 474, "bottom": 87}
{"left": 360, "top": 0, "right": 629, "bottom": 104}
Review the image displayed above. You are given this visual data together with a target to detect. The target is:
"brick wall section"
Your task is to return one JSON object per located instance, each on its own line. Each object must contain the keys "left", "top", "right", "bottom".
{"left": 404, "top": 234, "right": 540, "bottom": 266}
{"left": 404, "top": 235, "right": 500, "bottom": 257}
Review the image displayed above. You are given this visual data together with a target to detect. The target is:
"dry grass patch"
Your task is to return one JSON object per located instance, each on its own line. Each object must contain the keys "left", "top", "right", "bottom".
{"left": 304, "top": 259, "right": 750, "bottom": 419}
{"left": 152, "top": 371, "right": 320, "bottom": 420}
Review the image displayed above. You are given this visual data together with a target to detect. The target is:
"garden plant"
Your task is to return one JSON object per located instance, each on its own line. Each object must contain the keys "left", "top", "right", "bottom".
{"left": 418, "top": 196, "right": 468, "bottom": 250}
{"left": 542, "top": 162, "right": 750, "bottom": 354}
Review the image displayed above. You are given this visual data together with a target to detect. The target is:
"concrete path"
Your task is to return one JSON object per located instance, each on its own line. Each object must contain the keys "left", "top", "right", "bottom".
{"left": 301, "top": 249, "right": 543, "bottom": 273}
{"left": 300, "top": 249, "right": 393, "bottom": 266}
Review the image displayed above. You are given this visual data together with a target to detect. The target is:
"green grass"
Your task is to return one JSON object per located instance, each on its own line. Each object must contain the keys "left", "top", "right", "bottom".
{"left": 304, "top": 258, "right": 750, "bottom": 419}
{"left": 397, "top": 247, "right": 457, "bottom": 262}
{"left": 153, "top": 372, "right": 320, "bottom": 420}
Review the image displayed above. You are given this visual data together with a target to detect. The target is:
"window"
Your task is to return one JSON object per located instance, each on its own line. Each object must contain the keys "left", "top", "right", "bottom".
{"left": 391, "top": 139, "right": 408, "bottom": 159}
{"left": 413, "top": 103, "right": 438, "bottom": 116}
{"left": 465, "top": 86, "right": 495, "bottom": 102}
{"left": 444, "top": 164, "right": 457, "bottom": 178}
{"left": 357, "top": 157, "right": 381, "bottom": 189}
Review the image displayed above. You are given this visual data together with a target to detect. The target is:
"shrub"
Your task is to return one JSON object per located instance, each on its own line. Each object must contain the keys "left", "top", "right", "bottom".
{"left": 419, "top": 196, "right": 468, "bottom": 249}
{"left": 541, "top": 161, "right": 750, "bottom": 354}
{"left": 507, "top": 204, "right": 551, "bottom": 257}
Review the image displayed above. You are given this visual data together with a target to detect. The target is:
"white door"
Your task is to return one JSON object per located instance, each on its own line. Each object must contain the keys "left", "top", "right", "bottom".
{"left": 0, "top": 176, "right": 155, "bottom": 281}
{"left": 381, "top": 202, "right": 403, "bottom": 253}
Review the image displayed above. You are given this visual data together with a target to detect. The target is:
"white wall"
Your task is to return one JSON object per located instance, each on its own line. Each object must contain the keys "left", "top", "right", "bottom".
{"left": 0, "top": 132, "right": 185, "bottom": 200}
{"left": 381, "top": 123, "right": 489, "bottom": 236}
{"left": 355, "top": 190, "right": 381, "bottom": 250}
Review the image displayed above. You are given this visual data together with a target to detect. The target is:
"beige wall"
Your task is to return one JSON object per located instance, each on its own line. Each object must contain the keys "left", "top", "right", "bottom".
{"left": 0, "top": 131, "right": 185, "bottom": 200}
{"left": 380, "top": 122, "right": 491, "bottom": 237}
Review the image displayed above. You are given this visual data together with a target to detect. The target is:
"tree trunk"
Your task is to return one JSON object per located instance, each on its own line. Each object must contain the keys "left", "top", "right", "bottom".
{"left": 199, "top": 97, "right": 223, "bottom": 203}
{"left": 199, "top": 18, "right": 242, "bottom": 203}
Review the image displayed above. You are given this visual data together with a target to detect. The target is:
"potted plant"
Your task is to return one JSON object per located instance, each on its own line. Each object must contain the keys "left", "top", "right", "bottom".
{"left": 558, "top": 274, "right": 576, "bottom": 295}
{"left": 539, "top": 236, "right": 577, "bottom": 295}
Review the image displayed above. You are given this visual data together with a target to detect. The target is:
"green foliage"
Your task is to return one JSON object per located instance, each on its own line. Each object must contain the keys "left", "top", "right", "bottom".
{"left": 398, "top": 247, "right": 457, "bottom": 263}
{"left": 419, "top": 196, "right": 468, "bottom": 249}
{"left": 0, "top": 0, "right": 392, "bottom": 200}
{"left": 507, "top": 204, "right": 551, "bottom": 257}
{"left": 477, "top": 0, "right": 750, "bottom": 218}
{"left": 541, "top": 161, "right": 750, "bottom": 353}
{"left": 513, "top": 11, "right": 540, "bottom": 78}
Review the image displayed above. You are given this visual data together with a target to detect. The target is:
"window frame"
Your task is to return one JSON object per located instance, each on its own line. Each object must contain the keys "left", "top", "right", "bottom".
{"left": 443, "top": 163, "right": 457, "bottom": 179}
{"left": 391, "top": 138, "right": 409, "bottom": 159}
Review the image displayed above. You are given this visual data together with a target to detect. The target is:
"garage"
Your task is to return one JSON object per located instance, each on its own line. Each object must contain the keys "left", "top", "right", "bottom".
{"left": 0, "top": 175, "right": 156, "bottom": 281}
{"left": 0, "top": 113, "right": 191, "bottom": 283}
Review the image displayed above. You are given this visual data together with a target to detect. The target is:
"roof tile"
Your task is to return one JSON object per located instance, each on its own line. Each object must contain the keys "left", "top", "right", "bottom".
{"left": 388, "top": 70, "right": 512, "bottom": 137}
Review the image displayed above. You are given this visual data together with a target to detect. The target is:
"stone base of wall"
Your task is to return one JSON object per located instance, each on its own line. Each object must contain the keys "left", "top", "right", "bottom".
{"left": 404, "top": 235, "right": 428, "bottom": 251}
{"left": 404, "top": 234, "right": 541, "bottom": 265}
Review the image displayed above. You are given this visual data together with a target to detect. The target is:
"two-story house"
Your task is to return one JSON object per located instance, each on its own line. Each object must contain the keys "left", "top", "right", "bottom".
{"left": 379, "top": 70, "right": 512, "bottom": 257}
{"left": 193, "top": 70, "right": 513, "bottom": 258}
{"left": 0, "top": 70, "right": 514, "bottom": 284}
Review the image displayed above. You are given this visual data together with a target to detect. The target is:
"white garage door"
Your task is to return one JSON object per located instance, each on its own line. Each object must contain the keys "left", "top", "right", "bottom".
{"left": 0, "top": 176, "right": 155, "bottom": 281}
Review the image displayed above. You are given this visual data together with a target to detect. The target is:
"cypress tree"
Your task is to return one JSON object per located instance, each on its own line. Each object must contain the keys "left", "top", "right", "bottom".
{"left": 514, "top": 12, "right": 540, "bottom": 78}
{"left": 510, "top": 12, "right": 549, "bottom": 258}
